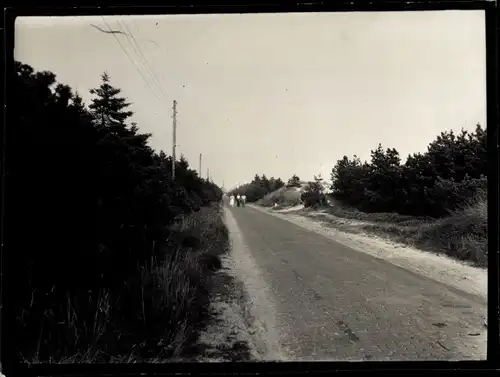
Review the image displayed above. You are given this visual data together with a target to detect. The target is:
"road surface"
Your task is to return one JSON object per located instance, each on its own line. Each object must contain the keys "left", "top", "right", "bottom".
{"left": 224, "top": 204, "right": 487, "bottom": 361}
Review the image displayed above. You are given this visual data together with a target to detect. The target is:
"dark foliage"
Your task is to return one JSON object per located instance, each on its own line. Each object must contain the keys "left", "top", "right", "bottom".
{"left": 330, "top": 125, "right": 487, "bottom": 218}
{"left": 301, "top": 175, "right": 328, "bottom": 208}
{"left": 10, "top": 62, "right": 224, "bottom": 361}
{"left": 227, "top": 174, "right": 285, "bottom": 203}
{"left": 286, "top": 174, "right": 301, "bottom": 188}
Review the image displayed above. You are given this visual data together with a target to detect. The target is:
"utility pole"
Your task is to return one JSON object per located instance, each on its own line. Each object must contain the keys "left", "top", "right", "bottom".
{"left": 207, "top": 168, "right": 210, "bottom": 181}
{"left": 172, "top": 100, "right": 177, "bottom": 180}
{"left": 199, "top": 153, "right": 202, "bottom": 178}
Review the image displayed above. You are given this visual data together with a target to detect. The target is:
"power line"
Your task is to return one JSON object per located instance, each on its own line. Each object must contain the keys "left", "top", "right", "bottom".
{"left": 100, "top": 16, "right": 162, "bottom": 102}
{"left": 100, "top": 17, "right": 190, "bottom": 182}
{"left": 116, "top": 19, "right": 166, "bottom": 99}
{"left": 118, "top": 17, "right": 167, "bottom": 99}
{"left": 116, "top": 18, "right": 180, "bottom": 171}
{"left": 126, "top": 18, "right": 217, "bottom": 166}
{"left": 114, "top": 19, "right": 158, "bottom": 95}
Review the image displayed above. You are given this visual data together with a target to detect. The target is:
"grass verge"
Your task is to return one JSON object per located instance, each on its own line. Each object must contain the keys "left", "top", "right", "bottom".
{"left": 19, "top": 203, "right": 230, "bottom": 363}
{"left": 298, "top": 195, "right": 488, "bottom": 267}
{"left": 256, "top": 186, "right": 488, "bottom": 268}
{"left": 186, "top": 271, "right": 254, "bottom": 362}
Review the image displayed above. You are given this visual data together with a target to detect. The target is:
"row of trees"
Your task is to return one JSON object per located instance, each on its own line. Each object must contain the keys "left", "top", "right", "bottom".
{"left": 227, "top": 174, "right": 285, "bottom": 202}
{"left": 330, "top": 124, "right": 487, "bottom": 217}
{"left": 230, "top": 124, "right": 486, "bottom": 218}
{"left": 227, "top": 172, "right": 327, "bottom": 207}
{"left": 9, "top": 61, "right": 223, "bottom": 361}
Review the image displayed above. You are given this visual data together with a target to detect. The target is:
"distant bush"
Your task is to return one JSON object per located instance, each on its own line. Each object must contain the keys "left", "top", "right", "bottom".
{"left": 301, "top": 175, "right": 328, "bottom": 208}
{"left": 228, "top": 174, "right": 285, "bottom": 203}
{"left": 10, "top": 61, "right": 225, "bottom": 362}
{"left": 286, "top": 174, "right": 302, "bottom": 188}
{"left": 330, "top": 125, "right": 487, "bottom": 218}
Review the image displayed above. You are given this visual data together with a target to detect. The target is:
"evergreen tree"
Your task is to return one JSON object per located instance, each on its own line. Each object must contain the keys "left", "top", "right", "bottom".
{"left": 12, "top": 61, "right": 225, "bottom": 362}
{"left": 301, "top": 174, "right": 327, "bottom": 207}
{"left": 330, "top": 125, "right": 487, "bottom": 217}
{"left": 287, "top": 174, "right": 301, "bottom": 188}
{"left": 89, "top": 72, "right": 134, "bottom": 135}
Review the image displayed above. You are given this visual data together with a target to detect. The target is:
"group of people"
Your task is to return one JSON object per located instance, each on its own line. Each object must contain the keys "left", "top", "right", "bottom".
{"left": 229, "top": 193, "right": 246, "bottom": 207}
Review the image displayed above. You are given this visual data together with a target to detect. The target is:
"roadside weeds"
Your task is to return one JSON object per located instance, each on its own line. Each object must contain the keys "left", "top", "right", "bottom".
{"left": 20, "top": 204, "right": 233, "bottom": 364}
{"left": 202, "top": 207, "right": 287, "bottom": 362}
{"left": 301, "top": 196, "right": 488, "bottom": 268}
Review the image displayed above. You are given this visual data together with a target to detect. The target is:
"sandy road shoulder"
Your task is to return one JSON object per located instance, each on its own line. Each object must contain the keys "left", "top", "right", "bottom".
{"left": 195, "top": 207, "right": 287, "bottom": 361}
{"left": 248, "top": 205, "right": 487, "bottom": 302}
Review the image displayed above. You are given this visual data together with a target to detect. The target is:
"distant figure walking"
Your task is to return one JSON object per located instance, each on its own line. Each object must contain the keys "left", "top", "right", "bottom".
{"left": 241, "top": 194, "right": 247, "bottom": 207}
{"left": 236, "top": 194, "right": 241, "bottom": 207}
{"left": 229, "top": 195, "right": 235, "bottom": 207}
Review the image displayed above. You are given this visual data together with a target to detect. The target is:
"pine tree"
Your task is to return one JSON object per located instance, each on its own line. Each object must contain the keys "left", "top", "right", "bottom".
{"left": 261, "top": 174, "right": 270, "bottom": 191}
{"left": 89, "top": 72, "right": 134, "bottom": 135}
{"left": 287, "top": 174, "right": 301, "bottom": 188}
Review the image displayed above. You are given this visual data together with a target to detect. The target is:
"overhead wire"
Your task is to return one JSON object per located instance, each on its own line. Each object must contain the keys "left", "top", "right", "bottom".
{"left": 100, "top": 16, "right": 162, "bottom": 102}
{"left": 100, "top": 17, "right": 187, "bottom": 162}
{"left": 127, "top": 17, "right": 208, "bottom": 128}
{"left": 117, "top": 17, "right": 167, "bottom": 99}
{"left": 122, "top": 18, "right": 185, "bottom": 153}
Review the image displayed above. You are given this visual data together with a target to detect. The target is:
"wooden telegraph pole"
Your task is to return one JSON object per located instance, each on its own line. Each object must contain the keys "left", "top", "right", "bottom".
{"left": 172, "top": 100, "right": 177, "bottom": 179}
{"left": 199, "top": 153, "right": 202, "bottom": 178}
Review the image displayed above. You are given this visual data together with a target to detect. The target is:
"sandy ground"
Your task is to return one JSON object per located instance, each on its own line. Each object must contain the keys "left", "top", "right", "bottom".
{"left": 250, "top": 204, "right": 487, "bottom": 303}
{"left": 272, "top": 204, "right": 305, "bottom": 213}
{"left": 194, "top": 207, "right": 286, "bottom": 361}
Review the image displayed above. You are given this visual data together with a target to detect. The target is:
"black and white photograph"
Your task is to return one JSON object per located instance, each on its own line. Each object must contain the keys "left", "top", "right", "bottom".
{"left": 11, "top": 9, "right": 488, "bottom": 364}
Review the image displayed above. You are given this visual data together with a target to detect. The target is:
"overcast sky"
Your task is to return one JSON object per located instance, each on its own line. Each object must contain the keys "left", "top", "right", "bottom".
{"left": 15, "top": 11, "right": 486, "bottom": 189}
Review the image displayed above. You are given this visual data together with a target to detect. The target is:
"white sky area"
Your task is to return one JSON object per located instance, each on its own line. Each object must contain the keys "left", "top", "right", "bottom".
{"left": 15, "top": 11, "right": 486, "bottom": 190}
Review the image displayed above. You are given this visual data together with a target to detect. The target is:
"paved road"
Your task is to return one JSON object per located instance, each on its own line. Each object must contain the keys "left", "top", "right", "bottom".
{"left": 225, "top": 204, "right": 487, "bottom": 361}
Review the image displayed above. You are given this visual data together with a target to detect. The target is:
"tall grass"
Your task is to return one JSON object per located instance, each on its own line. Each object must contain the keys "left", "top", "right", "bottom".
{"left": 422, "top": 193, "right": 488, "bottom": 265}
{"left": 362, "top": 194, "right": 489, "bottom": 266}
{"left": 258, "top": 183, "right": 488, "bottom": 266}
{"left": 306, "top": 193, "right": 488, "bottom": 267}
{"left": 18, "top": 205, "right": 229, "bottom": 363}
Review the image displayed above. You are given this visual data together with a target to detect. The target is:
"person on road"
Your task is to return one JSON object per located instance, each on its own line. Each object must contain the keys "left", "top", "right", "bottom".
{"left": 236, "top": 194, "right": 241, "bottom": 207}
{"left": 241, "top": 194, "right": 247, "bottom": 207}
{"left": 229, "top": 195, "right": 235, "bottom": 207}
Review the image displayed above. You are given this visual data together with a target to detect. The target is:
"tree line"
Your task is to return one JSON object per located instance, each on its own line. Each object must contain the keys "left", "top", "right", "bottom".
{"left": 9, "top": 61, "right": 224, "bottom": 362}
{"left": 330, "top": 124, "right": 487, "bottom": 217}
{"left": 230, "top": 124, "right": 486, "bottom": 218}
{"left": 227, "top": 175, "right": 286, "bottom": 202}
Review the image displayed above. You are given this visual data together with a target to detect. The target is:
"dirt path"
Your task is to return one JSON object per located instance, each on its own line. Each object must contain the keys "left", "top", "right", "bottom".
{"left": 194, "top": 207, "right": 286, "bottom": 361}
